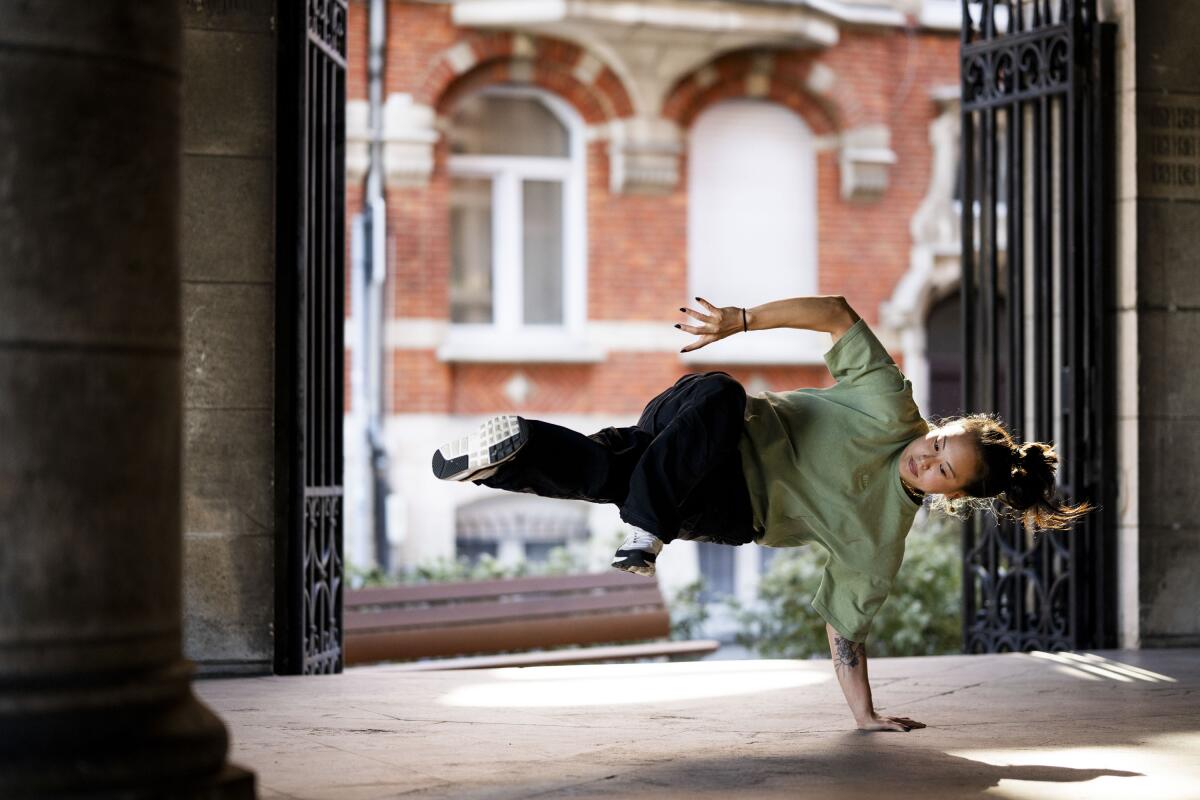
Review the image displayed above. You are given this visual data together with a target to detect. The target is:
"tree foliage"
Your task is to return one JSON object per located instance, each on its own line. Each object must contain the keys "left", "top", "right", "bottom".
{"left": 667, "top": 579, "right": 710, "bottom": 641}
{"left": 347, "top": 545, "right": 589, "bottom": 588}
{"left": 730, "top": 514, "right": 963, "bottom": 658}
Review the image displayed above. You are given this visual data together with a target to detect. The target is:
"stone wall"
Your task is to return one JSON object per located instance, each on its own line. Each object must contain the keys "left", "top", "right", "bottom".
{"left": 1132, "top": 0, "right": 1200, "bottom": 646}
{"left": 180, "top": 0, "right": 278, "bottom": 674}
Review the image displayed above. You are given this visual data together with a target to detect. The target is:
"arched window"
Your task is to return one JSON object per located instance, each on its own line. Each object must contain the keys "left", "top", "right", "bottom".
{"left": 445, "top": 87, "right": 587, "bottom": 346}
{"left": 686, "top": 99, "right": 823, "bottom": 363}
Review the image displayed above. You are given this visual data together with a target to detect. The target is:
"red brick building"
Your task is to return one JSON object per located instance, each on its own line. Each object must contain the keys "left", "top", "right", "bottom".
{"left": 343, "top": 0, "right": 963, "bottom": 610}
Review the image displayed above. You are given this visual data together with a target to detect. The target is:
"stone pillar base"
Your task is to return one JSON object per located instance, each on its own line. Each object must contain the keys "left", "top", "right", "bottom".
{"left": 0, "top": 664, "right": 237, "bottom": 798}
{"left": 2, "top": 764, "right": 254, "bottom": 800}
{"left": 131, "top": 766, "right": 257, "bottom": 800}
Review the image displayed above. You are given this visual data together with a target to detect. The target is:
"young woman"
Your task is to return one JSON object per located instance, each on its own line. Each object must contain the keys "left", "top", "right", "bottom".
{"left": 431, "top": 295, "right": 1090, "bottom": 732}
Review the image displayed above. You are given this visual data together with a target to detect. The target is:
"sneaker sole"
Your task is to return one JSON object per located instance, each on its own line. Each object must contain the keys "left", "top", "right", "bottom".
{"left": 612, "top": 561, "right": 656, "bottom": 578}
{"left": 612, "top": 549, "right": 656, "bottom": 578}
{"left": 432, "top": 415, "right": 529, "bottom": 482}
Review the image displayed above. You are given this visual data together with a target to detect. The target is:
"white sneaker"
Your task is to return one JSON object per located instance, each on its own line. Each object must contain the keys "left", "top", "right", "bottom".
{"left": 611, "top": 526, "right": 663, "bottom": 577}
{"left": 431, "top": 415, "right": 529, "bottom": 482}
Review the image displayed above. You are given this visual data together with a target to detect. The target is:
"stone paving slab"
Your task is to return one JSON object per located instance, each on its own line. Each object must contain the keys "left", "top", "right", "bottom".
{"left": 195, "top": 649, "right": 1200, "bottom": 800}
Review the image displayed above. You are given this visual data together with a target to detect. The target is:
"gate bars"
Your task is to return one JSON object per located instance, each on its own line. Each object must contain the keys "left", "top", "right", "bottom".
{"left": 277, "top": 0, "right": 348, "bottom": 674}
{"left": 959, "top": 1, "right": 1116, "bottom": 651}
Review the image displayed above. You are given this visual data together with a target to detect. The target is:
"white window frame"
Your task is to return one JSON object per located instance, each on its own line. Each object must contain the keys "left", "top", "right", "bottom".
{"left": 440, "top": 86, "right": 595, "bottom": 363}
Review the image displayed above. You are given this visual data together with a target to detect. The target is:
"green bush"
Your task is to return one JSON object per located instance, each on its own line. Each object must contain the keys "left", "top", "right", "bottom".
{"left": 730, "top": 514, "right": 963, "bottom": 658}
{"left": 347, "top": 545, "right": 590, "bottom": 589}
{"left": 667, "top": 579, "right": 710, "bottom": 641}
{"left": 347, "top": 563, "right": 392, "bottom": 589}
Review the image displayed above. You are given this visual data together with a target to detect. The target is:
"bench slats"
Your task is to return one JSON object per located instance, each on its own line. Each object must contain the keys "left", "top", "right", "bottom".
{"left": 346, "top": 570, "right": 651, "bottom": 608}
{"left": 343, "top": 571, "right": 704, "bottom": 667}
{"left": 371, "top": 640, "right": 722, "bottom": 671}
{"left": 344, "top": 609, "right": 672, "bottom": 664}
{"left": 344, "top": 585, "right": 664, "bottom": 632}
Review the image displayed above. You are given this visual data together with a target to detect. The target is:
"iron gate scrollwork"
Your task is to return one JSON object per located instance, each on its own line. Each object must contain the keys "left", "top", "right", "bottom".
{"left": 277, "top": 0, "right": 347, "bottom": 674}
{"left": 959, "top": 0, "right": 1116, "bottom": 652}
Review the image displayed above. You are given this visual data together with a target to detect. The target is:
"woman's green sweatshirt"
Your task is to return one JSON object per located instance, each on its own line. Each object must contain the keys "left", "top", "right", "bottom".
{"left": 738, "top": 318, "right": 928, "bottom": 641}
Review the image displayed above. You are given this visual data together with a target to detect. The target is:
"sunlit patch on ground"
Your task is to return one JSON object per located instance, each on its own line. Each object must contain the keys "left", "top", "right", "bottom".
{"left": 437, "top": 658, "right": 832, "bottom": 708}
{"left": 948, "top": 732, "right": 1200, "bottom": 800}
{"left": 1028, "top": 651, "right": 1178, "bottom": 683}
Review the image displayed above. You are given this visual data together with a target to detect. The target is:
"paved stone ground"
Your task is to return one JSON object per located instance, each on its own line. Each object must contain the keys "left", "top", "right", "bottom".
{"left": 195, "top": 649, "right": 1199, "bottom": 800}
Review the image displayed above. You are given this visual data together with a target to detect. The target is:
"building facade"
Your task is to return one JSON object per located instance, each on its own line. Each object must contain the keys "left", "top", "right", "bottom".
{"left": 341, "top": 0, "right": 965, "bottom": 615}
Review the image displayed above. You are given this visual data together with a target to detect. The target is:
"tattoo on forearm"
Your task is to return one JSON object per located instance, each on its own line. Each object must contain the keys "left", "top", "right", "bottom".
{"left": 832, "top": 634, "right": 865, "bottom": 672}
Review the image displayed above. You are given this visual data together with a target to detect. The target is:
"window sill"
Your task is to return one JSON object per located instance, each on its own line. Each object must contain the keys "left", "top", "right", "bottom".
{"left": 437, "top": 329, "right": 606, "bottom": 364}
{"left": 678, "top": 329, "right": 829, "bottom": 366}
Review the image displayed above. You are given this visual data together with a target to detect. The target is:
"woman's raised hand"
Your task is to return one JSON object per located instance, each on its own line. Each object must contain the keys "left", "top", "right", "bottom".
{"left": 675, "top": 297, "right": 744, "bottom": 353}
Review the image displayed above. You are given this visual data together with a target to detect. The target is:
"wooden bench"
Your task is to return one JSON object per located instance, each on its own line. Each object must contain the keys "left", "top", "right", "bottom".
{"left": 344, "top": 571, "right": 719, "bottom": 668}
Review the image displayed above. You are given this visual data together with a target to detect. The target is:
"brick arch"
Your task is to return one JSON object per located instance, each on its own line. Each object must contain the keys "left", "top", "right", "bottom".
{"left": 433, "top": 59, "right": 610, "bottom": 125}
{"left": 662, "top": 49, "right": 863, "bottom": 134}
{"left": 415, "top": 32, "right": 634, "bottom": 124}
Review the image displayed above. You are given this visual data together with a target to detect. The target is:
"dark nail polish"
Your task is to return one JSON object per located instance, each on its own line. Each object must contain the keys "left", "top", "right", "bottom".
{"left": 673, "top": 324, "right": 680, "bottom": 329}
{"left": 679, "top": 307, "right": 685, "bottom": 312}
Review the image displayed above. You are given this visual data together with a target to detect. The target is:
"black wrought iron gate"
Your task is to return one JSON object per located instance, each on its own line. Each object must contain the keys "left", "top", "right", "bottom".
{"left": 276, "top": 0, "right": 347, "bottom": 674}
{"left": 959, "top": 0, "right": 1116, "bottom": 651}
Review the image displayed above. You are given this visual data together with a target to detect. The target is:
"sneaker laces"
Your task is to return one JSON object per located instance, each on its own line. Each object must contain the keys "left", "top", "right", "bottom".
{"left": 626, "top": 527, "right": 659, "bottom": 551}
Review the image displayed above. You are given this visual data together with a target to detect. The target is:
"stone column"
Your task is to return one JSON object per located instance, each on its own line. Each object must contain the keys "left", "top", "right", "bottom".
{"left": 0, "top": 3, "right": 252, "bottom": 796}
{"left": 1132, "top": 0, "right": 1200, "bottom": 647}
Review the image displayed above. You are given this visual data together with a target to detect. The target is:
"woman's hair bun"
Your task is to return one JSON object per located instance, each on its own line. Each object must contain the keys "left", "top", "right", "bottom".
{"left": 1015, "top": 442, "right": 1057, "bottom": 481}
{"left": 928, "top": 414, "right": 1091, "bottom": 531}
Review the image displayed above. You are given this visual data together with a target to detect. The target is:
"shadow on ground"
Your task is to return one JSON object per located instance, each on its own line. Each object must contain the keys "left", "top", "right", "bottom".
{"left": 518, "top": 735, "right": 1142, "bottom": 799}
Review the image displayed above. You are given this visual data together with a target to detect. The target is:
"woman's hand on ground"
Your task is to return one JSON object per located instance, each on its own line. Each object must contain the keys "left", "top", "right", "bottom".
{"left": 675, "top": 297, "right": 744, "bottom": 353}
{"left": 856, "top": 714, "right": 926, "bottom": 732}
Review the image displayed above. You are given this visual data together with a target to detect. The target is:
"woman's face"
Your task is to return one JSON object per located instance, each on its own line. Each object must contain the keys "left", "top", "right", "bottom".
{"left": 899, "top": 422, "right": 981, "bottom": 499}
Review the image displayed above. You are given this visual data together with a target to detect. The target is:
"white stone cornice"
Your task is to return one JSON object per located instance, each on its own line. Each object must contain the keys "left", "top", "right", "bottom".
{"left": 454, "top": 1, "right": 840, "bottom": 43}
{"left": 450, "top": 1, "right": 958, "bottom": 42}
{"left": 452, "top": 0, "right": 839, "bottom": 118}
{"left": 378, "top": 318, "right": 828, "bottom": 364}
{"left": 838, "top": 124, "right": 897, "bottom": 200}
{"left": 450, "top": 1, "right": 846, "bottom": 195}
{"left": 804, "top": 0, "right": 907, "bottom": 26}
{"left": 346, "top": 99, "right": 370, "bottom": 186}
{"left": 917, "top": 0, "right": 963, "bottom": 31}
{"left": 381, "top": 94, "right": 439, "bottom": 188}
{"left": 444, "top": 1, "right": 957, "bottom": 197}
{"left": 346, "top": 94, "right": 444, "bottom": 189}
{"left": 607, "top": 116, "right": 683, "bottom": 193}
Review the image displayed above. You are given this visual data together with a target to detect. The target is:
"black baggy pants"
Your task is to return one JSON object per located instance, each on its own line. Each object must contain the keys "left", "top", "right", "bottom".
{"left": 475, "top": 371, "right": 759, "bottom": 546}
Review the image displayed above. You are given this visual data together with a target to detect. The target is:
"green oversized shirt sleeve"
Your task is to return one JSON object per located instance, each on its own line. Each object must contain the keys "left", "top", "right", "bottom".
{"left": 824, "top": 318, "right": 907, "bottom": 394}
{"left": 812, "top": 553, "right": 896, "bottom": 642}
